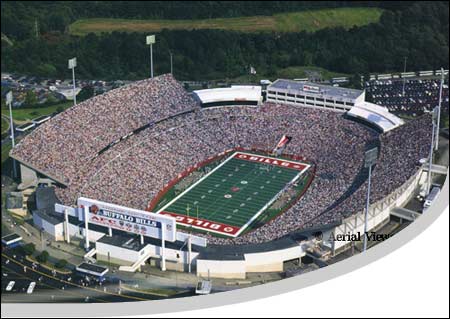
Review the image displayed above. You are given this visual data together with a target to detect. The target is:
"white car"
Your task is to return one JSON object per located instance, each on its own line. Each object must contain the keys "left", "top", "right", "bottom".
{"left": 6, "top": 281, "right": 15, "bottom": 292}
{"left": 27, "top": 282, "right": 36, "bottom": 294}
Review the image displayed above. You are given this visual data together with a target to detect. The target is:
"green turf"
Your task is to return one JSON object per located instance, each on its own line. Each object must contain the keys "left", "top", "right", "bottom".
{"left": 69, "top": 7, "right": 383, "bottom": 35}
{"left": 156, "top": 152, "right": 309, "bottom": 235}
{"left": 1, "top": 116, "right": 10, "bottom": 134}
{"left": 0, "top": 101, "right": 72, "bottom": 124}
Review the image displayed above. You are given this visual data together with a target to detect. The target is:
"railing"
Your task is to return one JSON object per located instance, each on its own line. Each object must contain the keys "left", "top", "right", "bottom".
{"left": 335, "top": 167, "right": 423, "bottom": 244}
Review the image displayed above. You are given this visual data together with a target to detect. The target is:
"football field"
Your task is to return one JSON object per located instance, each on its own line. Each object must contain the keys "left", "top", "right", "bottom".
{"left": 156, "top": 152, "right": 311, "bottom": 237}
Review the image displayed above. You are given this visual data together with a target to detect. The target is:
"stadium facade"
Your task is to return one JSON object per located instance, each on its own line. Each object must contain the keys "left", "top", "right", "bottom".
{"left": 9, "top": 74, "right": 435, "bottom": 278}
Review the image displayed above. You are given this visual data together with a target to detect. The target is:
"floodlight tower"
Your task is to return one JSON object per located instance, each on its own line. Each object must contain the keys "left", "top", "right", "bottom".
{"left": 68, "top": 57, "right": 77, "bottom": 106}
{"left": 427, "top": 107, "right": 439, "bottom": 195}
{"left": 146, "top": 35, "right": 156, "bottom": 78}
{"left": 169, "top": 51, "right": 173, "bottom": 75}
{"left": 402, "top": 56, "right": 407, "bottom": 96}
{"left": 435, "top": 68, "right": 444, "bottom": 151}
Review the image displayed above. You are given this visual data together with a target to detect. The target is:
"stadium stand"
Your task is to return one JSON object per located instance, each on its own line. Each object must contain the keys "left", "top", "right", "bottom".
{"left": 10, "top": 74, "right": 432, "bottom": 245}
{"left": 365, "top": 78, "right": 449, "bottom": 115}
{"left": 10, "top": 74, "right": 199, "bottom": 185}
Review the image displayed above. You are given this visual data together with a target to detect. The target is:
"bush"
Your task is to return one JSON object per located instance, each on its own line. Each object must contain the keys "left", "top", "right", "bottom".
{"left": 22, "top": 243, "right": 35, "bottom": 256}
{"left": 36, "top": 250, "right": 49, "bottom": 263}
{"left": 55, "top": 259, "right": 68, "bottom": 269}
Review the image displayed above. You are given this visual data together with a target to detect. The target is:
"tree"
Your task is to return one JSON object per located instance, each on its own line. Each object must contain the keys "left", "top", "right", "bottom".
{"left": 36, "top": 250, "right": 49, "bottom": 263}
{"left": 24, "top": 90, "right": 38, "bottom": 107}
{"left": 55, "top": 259, "right": 68, "bottom": 269}
{"left": 36, "top": 63, "right": 57, "bottom": 77}
{"left": 22, "top": 243, "right": 35, "bottom": 256}
{"left": 77, "top": 85, "right": 95, "bottom": 102}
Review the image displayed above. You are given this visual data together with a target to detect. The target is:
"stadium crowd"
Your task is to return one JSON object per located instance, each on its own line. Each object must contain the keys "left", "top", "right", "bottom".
{"left": 365, "top": 78, "right": 449, "bottom": 115}
{"left": 11, "top": 74, "right": 432, "bottom": 245}
{"left": 10, "top": 74, "right": 198, "bottom": 184}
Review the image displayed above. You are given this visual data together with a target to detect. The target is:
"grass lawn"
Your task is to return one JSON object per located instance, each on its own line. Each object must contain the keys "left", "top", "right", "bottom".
{"left": 69, "top": 7, "right": 383, "bottom": 35}
{"left": 1, "top": 140, "right": 12, "bottom": 168}
{"left": 1, "top": 116, "right": 10, "bottom": 134}
{"left": 0, "top": 102, "right": 72, "bottom": 124}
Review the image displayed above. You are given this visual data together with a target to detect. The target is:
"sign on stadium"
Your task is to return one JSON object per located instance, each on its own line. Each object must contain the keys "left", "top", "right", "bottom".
{"left": 303, "top": 84, "right": 321, "bottom": 93}
{"left": 78, "top": 197, "right": 176, "bottom": 242}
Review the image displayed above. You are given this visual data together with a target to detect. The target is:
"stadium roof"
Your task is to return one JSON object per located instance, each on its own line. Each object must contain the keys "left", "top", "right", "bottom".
{"left": 347, "top": 102, "right": 404, "bottom": 132}
{"left": 269, "top": 79, "right": 363, "bottom": 101}
{"left": 193, "top": 85, "right": 261, "bottom": 104}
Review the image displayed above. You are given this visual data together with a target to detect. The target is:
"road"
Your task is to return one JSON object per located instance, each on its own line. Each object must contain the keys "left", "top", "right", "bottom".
{"left": 1, "top": 247, "right": 194, "bottom": 303}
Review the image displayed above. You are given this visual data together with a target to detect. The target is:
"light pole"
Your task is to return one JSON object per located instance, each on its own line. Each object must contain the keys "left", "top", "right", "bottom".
{"left": 169, "top": 51, "right": 173, "bottom": 75}
{"left": 402, "top": 56, "right": 407, "bottom": 96}
{"left": 146, "top": 35, "right": 156, "bottom": 78}
{"left": 6, "top": 91, "right": 16, "bottom": 178}
{"left": 363, "top": 147, "right": 378, "bottom": 252}
{"left": 427, "top": 107, "right": 438, "bottom": 195}
{"left": 68, "top": 57, "right": 77, "bottom": 106}
{"left": 435, "top": 68, "right": 444, "bottom": 151}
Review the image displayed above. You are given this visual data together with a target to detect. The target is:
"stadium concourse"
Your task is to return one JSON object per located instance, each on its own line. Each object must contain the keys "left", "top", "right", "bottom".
{"left": 10, "top": 74, "right": 432, "bottom": 245}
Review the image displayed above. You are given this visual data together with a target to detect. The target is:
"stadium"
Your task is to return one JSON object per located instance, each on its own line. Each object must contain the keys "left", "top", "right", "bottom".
{"left": 9, "top": 74, "right": 435, "bottom": 278}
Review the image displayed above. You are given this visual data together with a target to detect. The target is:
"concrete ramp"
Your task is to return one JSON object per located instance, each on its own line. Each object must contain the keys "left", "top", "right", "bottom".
{"left": 119, "top": 250, "right": 153, "bottom": 272}
{"left": 391, "top": 207, "right": 421, "bottom": 222}
{"left": 83, "top": 248, "right": 97, "bottom": 263}
{"left": 422, "top": 164, "right": 448, "bottom": 175}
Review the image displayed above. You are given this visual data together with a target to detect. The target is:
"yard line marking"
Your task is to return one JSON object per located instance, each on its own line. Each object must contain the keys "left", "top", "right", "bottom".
{"left": 155, "top": 152, "right": 237, "bottom": 214}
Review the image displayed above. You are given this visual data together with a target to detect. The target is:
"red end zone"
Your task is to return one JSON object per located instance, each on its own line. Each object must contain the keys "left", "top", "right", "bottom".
{"left": 233, "top": 152, "right": 307, "bottom": 171}
{"left": 159, "top": 211, "right": 241, "bottom": 236}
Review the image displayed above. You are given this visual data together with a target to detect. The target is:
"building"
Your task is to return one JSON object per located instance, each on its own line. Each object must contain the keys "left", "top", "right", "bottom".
{"left": 266, "top": 79, "right": 365, "bottom": 112}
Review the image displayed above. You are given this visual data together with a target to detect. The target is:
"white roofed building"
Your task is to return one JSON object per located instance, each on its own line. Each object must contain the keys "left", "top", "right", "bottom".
{"left": 267, "top": 79, "right": 365, "bottom": 112}
{"left": 193, "top": 85, "right": 262, "bottom": 107}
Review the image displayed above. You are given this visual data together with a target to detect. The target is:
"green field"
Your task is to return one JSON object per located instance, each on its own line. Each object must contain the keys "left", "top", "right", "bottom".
{"left": 69, "top": 7, "right": 383, "bottom": 36}
{"left": 1, "top": 116, "right": 10, "bottom": 134}
{"left": 0, "top": 102, "right": 72, "bottom": 124}
{"left": 1, "top": 140, "right": 12, "bottom": 167}
{"left": 155, "top": 151, "right": 311, "bottom": 237}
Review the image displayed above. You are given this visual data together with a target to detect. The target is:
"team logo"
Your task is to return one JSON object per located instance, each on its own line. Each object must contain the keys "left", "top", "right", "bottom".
{"left": 119, "top": 220, "right": 125, "bottom": 226}
{"left": 89, "top": 205, "right": 99, "bottom": 214}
